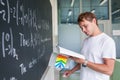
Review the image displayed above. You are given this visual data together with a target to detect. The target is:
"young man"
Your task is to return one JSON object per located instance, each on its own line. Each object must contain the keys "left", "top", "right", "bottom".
{"left": 63, "top": 12, "right": 116, "bottom": 80}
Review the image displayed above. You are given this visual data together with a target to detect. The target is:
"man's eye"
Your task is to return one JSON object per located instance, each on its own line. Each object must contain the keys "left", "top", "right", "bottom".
{"left": 84, "top": 25, "right": 88, "bottom": 28}
{"left": 84, "top": 25, "right": 87, "bottom": 27}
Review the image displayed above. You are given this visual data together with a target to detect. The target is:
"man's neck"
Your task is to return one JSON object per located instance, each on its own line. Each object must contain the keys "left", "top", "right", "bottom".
{"left": 92, "top": 27, "right": 102, "bottom": 37}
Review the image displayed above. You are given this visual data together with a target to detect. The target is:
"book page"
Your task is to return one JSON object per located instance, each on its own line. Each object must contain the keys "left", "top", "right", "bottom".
{"left": 59, "top": 46, "right": 85, "bottom": 59}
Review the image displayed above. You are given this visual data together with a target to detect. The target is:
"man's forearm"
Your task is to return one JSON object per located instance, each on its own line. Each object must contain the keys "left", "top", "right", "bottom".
{"left": 70, "top": 63, "right": 81, "bottom": 73}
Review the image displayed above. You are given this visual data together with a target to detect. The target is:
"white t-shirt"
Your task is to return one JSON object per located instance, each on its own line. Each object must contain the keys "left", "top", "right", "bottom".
{"left": 80, "top": 33, "right": 116, "bottom": 80}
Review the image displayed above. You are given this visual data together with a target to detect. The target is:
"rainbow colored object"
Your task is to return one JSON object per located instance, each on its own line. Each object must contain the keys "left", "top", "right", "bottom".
{"left": 55, "top": 54, "right": 68, "bottom": 70}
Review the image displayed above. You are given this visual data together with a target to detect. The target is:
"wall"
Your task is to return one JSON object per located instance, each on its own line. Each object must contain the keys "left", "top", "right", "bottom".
{"left": 58, "top": 24, "right": 82, "bottom": 69}
{"left": 58, "top": 24, "right": 81, "bottom": 53}
{"left": 112, "top": 23, "right": 120, "bottom": 58}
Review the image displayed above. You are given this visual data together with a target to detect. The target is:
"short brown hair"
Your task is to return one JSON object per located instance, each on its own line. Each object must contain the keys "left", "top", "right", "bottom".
{"left": 77, "top": 12, "right": 98, "bottom": 25}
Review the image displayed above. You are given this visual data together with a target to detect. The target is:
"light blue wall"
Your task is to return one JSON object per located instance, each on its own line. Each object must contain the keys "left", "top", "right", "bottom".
{"left": 58, "top": 24, "right": 81, "bottom": 53}
{"left": 58, "top": 24, "right": 81, "bottom": 69}
{"left": 112, "top": 23, "right": 120, "bottom": 58}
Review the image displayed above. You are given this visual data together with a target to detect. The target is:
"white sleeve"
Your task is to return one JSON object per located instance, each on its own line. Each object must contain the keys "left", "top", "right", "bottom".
{"left": 101, "top": 38, "right": 116, "bottom": 59}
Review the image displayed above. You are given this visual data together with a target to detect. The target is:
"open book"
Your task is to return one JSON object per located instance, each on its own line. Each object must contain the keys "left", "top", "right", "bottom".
{"left": 59, "top": 46, "right": 85, "bottom": 59}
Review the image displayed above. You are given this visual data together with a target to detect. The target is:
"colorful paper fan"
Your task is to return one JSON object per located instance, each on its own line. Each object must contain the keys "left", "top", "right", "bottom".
{"left": 55, "top": 54, "right": 68, "bottom": 70}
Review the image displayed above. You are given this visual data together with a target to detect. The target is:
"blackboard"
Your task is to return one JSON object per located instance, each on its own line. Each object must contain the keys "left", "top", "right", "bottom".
{"left": 0, "top": 0, "right": 53, "bottom": 80}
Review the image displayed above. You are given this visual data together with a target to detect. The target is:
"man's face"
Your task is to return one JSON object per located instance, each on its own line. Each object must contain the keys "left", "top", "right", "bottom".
{"left": 79, "top": 19, "right": 95, "bottom": 36}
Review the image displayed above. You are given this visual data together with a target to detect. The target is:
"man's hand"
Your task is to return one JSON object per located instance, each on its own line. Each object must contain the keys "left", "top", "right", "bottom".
{"left": 70, "top": 56, "right": 85, "bottom": 64}
{"left": 62, "top": 70, "right": 72, "bottom": 78}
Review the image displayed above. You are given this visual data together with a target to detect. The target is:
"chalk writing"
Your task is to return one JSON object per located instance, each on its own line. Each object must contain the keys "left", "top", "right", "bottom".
{"left": 19, "top": 33, "right": 51, "bottom": 48}
{"left": 2, "top": 28, "right": 18, "bottom": 60}
{"left": 10, "top": 77, "right": 17, "bottom": 80}
{"left": 0, "top": 0, "right": 40, "bottom": 31}
{"left": 38, "top": 45, "right": 45, "bottom": 59}
{"left": 3, "top": 77, "right": 17, "bottom": 80}
{"left": 0, "top": 0, "right": 52, "bottom": 79}
{"left": 0, "top": 0, "right": 10, "bottom": 23}
{"left": 19, "top": 63, "right": 27, "bottom": 75}
{"left": 29, "top": 58, "right": 37, "bottom": 69}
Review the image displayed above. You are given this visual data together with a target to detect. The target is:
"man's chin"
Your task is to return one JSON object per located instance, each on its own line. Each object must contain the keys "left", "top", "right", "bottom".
{"left": 84, "top": 32, "right": 91, "bottom": 36}
{"left": 85, "top": 33, "right": 89, "bottom": 36}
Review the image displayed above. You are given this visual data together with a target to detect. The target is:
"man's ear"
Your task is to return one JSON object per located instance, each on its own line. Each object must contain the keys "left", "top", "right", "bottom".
{"left": 92, "top": 18, "right": 96, "bottom": 24}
